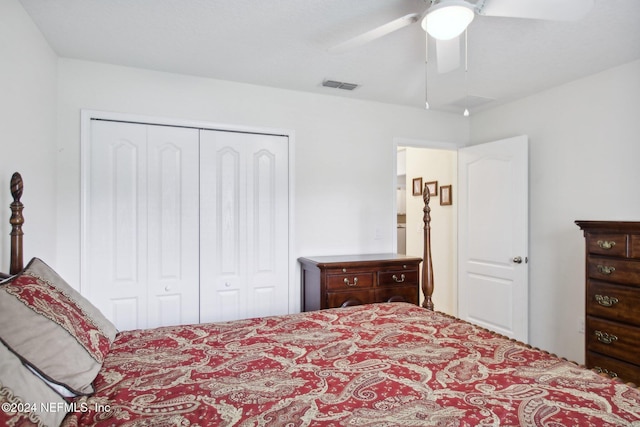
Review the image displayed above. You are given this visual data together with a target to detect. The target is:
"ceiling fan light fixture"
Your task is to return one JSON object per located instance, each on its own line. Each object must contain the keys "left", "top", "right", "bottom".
{"left": 422, "top": 1, "right": 475, "bottom": 41}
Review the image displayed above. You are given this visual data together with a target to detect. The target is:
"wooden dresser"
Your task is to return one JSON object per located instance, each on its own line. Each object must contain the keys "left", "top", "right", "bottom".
{"left": 299, "top": 254, "right": 422, "bottom": 311}
{"left": 576, "top": 221, "right": 640, "bottom": 385}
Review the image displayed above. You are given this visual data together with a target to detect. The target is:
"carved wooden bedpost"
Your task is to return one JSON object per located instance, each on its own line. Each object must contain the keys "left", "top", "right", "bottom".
{"left": 9, "top": 172, "right": 24, "bottom": 275}
{"left": 421, "top": 183, "right": 434, "bottom": 311}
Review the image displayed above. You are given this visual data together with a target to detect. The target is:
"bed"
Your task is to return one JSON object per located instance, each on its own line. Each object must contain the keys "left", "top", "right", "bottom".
{"left": 1, "top": 172, "right": 639, "bottom": 427}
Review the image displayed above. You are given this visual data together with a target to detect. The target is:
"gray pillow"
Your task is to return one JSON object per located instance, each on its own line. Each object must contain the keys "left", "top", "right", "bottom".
{"left": 0, "top": 340, "right": 69, "bottom": 427}
{"left": 0, "top": 258, "right": 118, "bottom": 395}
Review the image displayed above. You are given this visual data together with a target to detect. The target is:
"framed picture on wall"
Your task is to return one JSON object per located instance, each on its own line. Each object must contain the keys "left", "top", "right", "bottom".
{"left": 425, "top": 181, "right": 438, "bottom": 196}
{"left": 440, "top": 185, "right": 452, "bottom": 206}
{"left": 412, "top": 177, "right": 422, "bottom": 196}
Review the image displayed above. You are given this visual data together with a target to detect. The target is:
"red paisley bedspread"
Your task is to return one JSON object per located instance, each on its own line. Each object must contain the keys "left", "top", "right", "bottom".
{"left": 63, "top": 303, "right": 640, "bottom": 426}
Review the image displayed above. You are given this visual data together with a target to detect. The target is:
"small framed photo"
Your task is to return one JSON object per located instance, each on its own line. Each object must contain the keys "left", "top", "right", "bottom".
{"left": 440, "top": 185, "right": 452, "bottom": 206}
{"left": 412, "top": 177, "right": 423, "bottom": 196}
{"left": 425, "top": 181, "right": 438, "bottom": 196}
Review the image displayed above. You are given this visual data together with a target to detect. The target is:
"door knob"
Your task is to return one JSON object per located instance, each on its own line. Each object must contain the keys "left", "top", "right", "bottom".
{"left": 513, "top": 256, "right": 523, "bottom": 264}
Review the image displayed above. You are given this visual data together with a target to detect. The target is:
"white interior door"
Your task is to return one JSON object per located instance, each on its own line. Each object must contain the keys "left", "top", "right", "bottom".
{"left": 199, "top": 130, "right": 289, "bottom": 323}
{"left": 458, "top": 135, "right": 529, "bottom": 341}
{"left": 86, "top": 120, "right": 200, "bottom": 330}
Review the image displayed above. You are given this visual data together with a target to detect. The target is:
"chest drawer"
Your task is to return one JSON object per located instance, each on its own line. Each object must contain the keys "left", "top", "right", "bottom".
{"left": 327, "top": 289, "right": 376, "bottom": 308}
{"left": 376, "top": 286, "right": 418, "bottom": 305}
{"left": 588, "top": 256, "right": 640, "bottom": 287}
{"left": 326, "top": 272, "right": 374, "bottom": 290}
{"left": 586, "top": 316, "right": 640, "bottom": 365}
{"left": 586, "top": 351, "right": 640, "bottom": 385}
{"left": 586, "top": 233, "right": 627, "bottom": 257}
{"left": 587, "top": 280, "right": 640, "bottom": 326}
{"left": 378, "top": 269, "right": 418, "bottom": 287}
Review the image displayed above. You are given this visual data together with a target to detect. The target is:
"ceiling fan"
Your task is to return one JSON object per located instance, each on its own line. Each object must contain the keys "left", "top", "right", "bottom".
{"left": 329, "top": 0, "right": 595, "bottom": 74}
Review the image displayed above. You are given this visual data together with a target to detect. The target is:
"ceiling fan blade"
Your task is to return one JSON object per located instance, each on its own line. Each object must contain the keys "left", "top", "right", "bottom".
{"left": 480, "top": 0, "right": 595, "bottom": 21}
{"left": 328, "top": 13, "right": 420, "bottom": 54}
{"left": 436, "top": 37, "right": 461, "bottom": 74}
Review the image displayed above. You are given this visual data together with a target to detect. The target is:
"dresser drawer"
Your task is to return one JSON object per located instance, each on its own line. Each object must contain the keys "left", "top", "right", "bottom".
{"left": 586, "top": 233, "right": 627, "bottom": 257}
{"left": 327, "top": 290, "right": 376, "bottom": 308}
{"left": 587, "top": 280, "right": 640, "bottom": 326}
{"left": 378, "top": 269, "right": 418, "bottom": 287}
{"left": 376, "top": 286, "right": 418, "bottom": 305}
{"left": 326, "top": 272, "right": 374, "bottom": 290}
{"left": 586, "top": 316, "right": 640, "bottom": 365}
{"left": 586, "top": 351, "right": 640, "bottom": 385}
{"left": 588, "top": 256, "right": 640, "bottom": 287}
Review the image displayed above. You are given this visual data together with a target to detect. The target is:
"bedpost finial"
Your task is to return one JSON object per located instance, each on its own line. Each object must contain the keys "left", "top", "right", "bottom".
{"left": 9, "top": 172, "right": 24, "bottom": 275}
{"left": 423, "top": 183, "right": 431, "bottom": 225}
{"left": 11, "top": 172, "right": 23, "bottom": 203}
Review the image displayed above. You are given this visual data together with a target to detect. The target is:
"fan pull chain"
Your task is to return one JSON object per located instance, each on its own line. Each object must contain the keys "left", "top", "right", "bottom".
{"left": 463, "top": 29, "right": 470, "bottom": 117}
{"left": 425, "top": 33, "right": 430, "bottom": 109}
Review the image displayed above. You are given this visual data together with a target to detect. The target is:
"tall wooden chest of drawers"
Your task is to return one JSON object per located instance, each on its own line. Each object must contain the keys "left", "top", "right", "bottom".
{"left": 576, "top": 221, "right": 640, "bottom": 385}
{"left": 299, "top": 254, "right": 422, "bottom": 311}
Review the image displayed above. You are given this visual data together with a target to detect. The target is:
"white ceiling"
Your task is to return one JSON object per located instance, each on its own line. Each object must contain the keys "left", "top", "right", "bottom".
{"left": 19, "top": 0, "right": 640, "bottom": 114}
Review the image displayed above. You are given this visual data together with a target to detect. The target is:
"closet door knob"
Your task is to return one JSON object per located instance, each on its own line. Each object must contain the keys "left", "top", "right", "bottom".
{"left": 512, "top": 256, "right": 523, "bottom": 264}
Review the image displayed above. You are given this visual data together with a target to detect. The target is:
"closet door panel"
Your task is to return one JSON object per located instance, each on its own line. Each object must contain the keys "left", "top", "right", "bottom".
{"left": 246, "top": 137, "right": 289, "bottom": 318}
{"left": 87, "top": 120, "right": 148, "bottom": 331}
{"left": 218, "top": 146, "right": 243, "bottom": 274}
{"left": 200, "top": 132, "right": 247, "bottom": 322}
{"left": 147, "top": 126, "right": 200, "bottom": 327}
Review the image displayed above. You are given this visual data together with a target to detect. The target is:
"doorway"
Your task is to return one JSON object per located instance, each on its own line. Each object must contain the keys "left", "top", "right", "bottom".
{"left": 395, "top": 142, "right": 458, "bottom": 316}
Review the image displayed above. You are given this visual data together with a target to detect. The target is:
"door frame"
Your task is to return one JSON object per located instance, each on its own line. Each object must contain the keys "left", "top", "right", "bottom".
{"left": 79, "top": 110, "right": 299, "bottom": 313}
{"left": 392, "top": 137, "right": 461, "bottom": 314}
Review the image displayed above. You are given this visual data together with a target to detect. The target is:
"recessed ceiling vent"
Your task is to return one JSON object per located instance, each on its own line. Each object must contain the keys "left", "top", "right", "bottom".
{"left": 322, "top": 80, "right": 359, "bottom": 90}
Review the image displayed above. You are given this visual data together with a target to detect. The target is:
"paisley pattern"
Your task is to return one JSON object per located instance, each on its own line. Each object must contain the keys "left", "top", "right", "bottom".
{"left": 0, "top": 385, "right": 44, "bottom": 427}
{"left": 5, "top": 275, "right": 110, "bottom": 363}
{"left": 63, "top": 303, "right": 640, "bottom": 426}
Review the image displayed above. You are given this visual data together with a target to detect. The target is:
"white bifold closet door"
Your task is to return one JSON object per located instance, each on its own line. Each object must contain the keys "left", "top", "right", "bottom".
{"left": 85, "top": 120, "right": 289, "bottom": 331}
{"left": 199, "top": 130, "right": 289, "bottom": 323}
{"left": 87, "top": 121, "right": 200, "bottom": 330}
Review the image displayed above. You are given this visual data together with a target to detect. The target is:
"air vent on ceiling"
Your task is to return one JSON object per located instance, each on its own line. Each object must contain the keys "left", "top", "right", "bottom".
{"left": 322, "top": 80, "right": 359, "bottom": 91}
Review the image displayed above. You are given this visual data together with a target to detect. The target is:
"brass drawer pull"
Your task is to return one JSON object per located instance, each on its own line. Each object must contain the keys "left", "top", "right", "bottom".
{"left": 594, "top": 294, "right": 619, "bottom": 307}
{"left": 594, "top": 366, "right": 618, "bottom": 378}
{"left": 392, "top": 274, "right": 405, "bottom": 283}
{"left": 343, "top": 277, "right": 358, "bottom": 287}
{"left": 597, "top": 240, "right": 616, "bottom": 250}
{"left": 596, "top": 265, "right": 616, "bottom": 275}
{"left": 594, "top": 330, "right": 618, "bottom": 345}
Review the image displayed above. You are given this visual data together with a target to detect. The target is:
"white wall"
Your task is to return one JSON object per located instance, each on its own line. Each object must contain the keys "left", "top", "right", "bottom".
{"left": 0, "top": 0, "right": 57, "bottom": 272}
{"left": 404, "top": 148, "right": 457, "bottom": 315}
{"left": 55, "top": 59, "right": 469, "bottom": 288}
{"left": 470, "top": 59, "right": 640, "bottom": 363}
